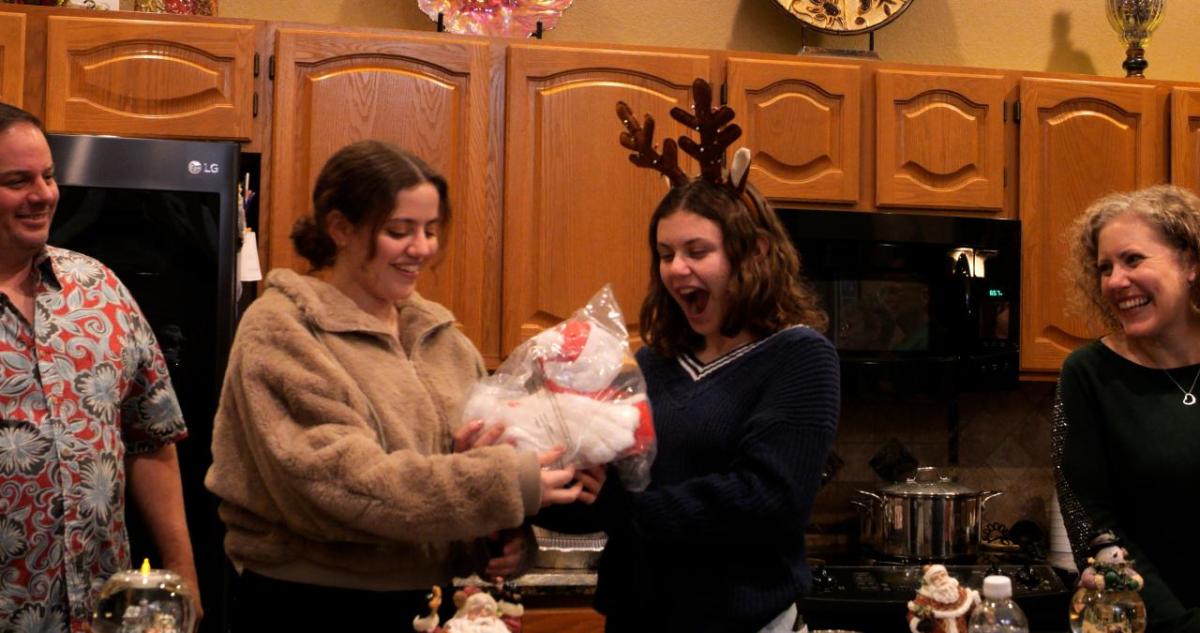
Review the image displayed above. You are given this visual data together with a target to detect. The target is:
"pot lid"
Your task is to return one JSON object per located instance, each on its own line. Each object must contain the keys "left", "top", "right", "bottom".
{"left": 876, "top": 467, "right": 980, "bottom": 496}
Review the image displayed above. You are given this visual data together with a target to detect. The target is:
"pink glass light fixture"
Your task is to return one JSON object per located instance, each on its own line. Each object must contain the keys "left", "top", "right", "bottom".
{"left": 418, "top": 0, "right": 575, "bottom": 37}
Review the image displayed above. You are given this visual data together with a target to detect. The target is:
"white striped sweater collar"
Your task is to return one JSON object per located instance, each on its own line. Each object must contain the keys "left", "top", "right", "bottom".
{"left": 675, "top": 325, "right": 806, "bottom": 382}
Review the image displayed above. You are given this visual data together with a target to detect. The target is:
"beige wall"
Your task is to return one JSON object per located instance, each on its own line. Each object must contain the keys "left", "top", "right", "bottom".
{"left": 220, "top": 0, "right": 1198, "bottom": 81}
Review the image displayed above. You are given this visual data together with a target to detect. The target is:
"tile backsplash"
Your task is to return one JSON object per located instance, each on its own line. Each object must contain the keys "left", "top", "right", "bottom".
{"left": 809, "top": 382, "right": 1058, "bottom": 557}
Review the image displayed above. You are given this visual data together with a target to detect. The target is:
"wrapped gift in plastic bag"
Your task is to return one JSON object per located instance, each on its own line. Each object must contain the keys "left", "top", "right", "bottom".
{"left": 463, "top": 285, "right": 656, "bottom": 491}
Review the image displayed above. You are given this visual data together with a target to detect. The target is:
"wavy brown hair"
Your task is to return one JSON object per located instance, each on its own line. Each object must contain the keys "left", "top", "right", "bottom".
{"left": 639, "top": 179, "right": 827, "bottom": 358}
{"left": 290, "top": 140, "right": 450, "bottom": 271}
{"left": 1067, "top": 184, "right": 1200, "bottom": 332}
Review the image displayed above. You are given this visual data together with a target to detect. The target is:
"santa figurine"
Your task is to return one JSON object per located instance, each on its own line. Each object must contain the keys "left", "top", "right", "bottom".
{"left": 413, "top": 583, "right": 524, "bottom": 633}
{"left": 1078, "top": 531, "right": 1144, "bottom": 593}
{"left": 907, "top": 564, "right": 981, "bottom": 633}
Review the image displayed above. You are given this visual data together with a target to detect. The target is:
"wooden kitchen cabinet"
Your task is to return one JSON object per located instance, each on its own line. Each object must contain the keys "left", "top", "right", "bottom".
{"left": 725, "top": 55, "right": 862, "bottom": 205}
{"left": 503, "top": 44, "right": 713, "bottom": 354}
{"left": 1018, "top": 77, "right": 1166, "bottom": 373}
{"left": 0, "top": 12, "right": 25, "bottom": 107}
{"left": 268, "top": 27, "right": 505, "bottom": 364}
{"left": 43, "top": 15, "right": 256, "bottom": 140}
{"left": 1171, "top": 87, "right": 1200, "bottom": 195}
{"left": 876, "top": 69, "right": 1013, "bottom": 214}
{"left": 523, "top": 607, "right": 604, "bottom": 633}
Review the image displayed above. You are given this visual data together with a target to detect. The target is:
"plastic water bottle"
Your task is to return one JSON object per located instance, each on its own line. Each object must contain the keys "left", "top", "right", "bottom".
{"left": 968, "top": 575, "right": 1030, "bottom": 633}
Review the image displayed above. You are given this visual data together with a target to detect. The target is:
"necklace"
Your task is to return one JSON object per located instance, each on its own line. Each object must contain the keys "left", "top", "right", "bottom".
{"left": 1163, "top": 365, "right": 1200, "bottom": 406}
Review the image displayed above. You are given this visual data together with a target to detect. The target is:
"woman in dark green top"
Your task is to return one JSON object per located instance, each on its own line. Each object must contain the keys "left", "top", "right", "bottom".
{"left": 1055, "top": 184, "right": 1200, "bottom": 633}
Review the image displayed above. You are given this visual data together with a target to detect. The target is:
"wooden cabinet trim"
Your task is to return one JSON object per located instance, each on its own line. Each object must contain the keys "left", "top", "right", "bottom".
{"left": 44, "top": 15, "right": 255, "bottom": 140}
{"left": 726, "top": 56, "right": 862, "bottom": 204}
{"left": 503, "top": 45, "right": 712, "bottom": 354}
{"left": 876, "top": 69, "right": 1009, "bottom": 212}
{"left": 0, "top": 12, "right": 26, "bottom": 107}
{"left": 1171, "top": 87, "right": 1200, "bottom": 194}
{"left": 1018, "top": 76, "right": 1163, "bottom": 371}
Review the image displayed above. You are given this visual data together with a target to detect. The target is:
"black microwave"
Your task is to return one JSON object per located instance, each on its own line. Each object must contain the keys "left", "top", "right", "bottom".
{"left": 779, "top": 210, "right": 1020, "bottom": 397}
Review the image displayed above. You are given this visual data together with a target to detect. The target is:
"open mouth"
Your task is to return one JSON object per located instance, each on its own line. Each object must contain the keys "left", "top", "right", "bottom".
{"left": 678, "top": 287, "right": 709, "bottom": 317}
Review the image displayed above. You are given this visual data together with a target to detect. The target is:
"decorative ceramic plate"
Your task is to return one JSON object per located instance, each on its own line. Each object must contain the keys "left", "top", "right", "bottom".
{"left": 418, "top": 0, "right": 575, "bottom": 38}
{"left": 775, "top": 0, "right": 915, "bottom": 35}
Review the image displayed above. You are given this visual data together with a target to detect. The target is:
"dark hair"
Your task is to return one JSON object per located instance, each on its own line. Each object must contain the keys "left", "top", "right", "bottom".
{"left": 1067, "top": 184, "right": 1200, "bottom": 331}
{"left": 639, "top": 179, "right": 828, "bottom": 358}
{"left": 0, "top": 102, "right": 46, "bottom": 135}
{"left": 290, "top": 140, "right": 450, "bottom": 270}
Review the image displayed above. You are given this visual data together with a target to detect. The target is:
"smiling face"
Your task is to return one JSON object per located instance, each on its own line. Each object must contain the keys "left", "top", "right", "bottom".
{"left": 0, "top": 123, "right": 58, "bottom": 267}
{"left": 331, "top": 181, "right": 441, "bottom": 318}
{"left": 1096, "top": 212, "right": 1198, "bottom": 344}
{"left": 656, "top": 209, "right": 734, "bottom": 344}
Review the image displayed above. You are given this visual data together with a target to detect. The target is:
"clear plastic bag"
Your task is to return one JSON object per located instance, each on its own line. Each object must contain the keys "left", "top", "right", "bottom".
{"left": 463, "top": 285, "right": 656, "bottom": 491}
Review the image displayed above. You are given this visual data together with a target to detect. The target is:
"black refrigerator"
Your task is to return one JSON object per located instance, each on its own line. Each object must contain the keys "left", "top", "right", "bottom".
{"left": 46, "top": 133, "right": 240, "bottom": 633}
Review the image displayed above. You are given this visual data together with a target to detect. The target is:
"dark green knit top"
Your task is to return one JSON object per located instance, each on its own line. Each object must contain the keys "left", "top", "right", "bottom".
{"left": 1054, "top": 340, "right": 1200, "bottom": 633}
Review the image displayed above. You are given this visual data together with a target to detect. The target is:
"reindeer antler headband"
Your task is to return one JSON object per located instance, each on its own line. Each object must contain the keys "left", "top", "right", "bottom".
{"left": 615, "top": 78, "right": 752, "bottom": 194}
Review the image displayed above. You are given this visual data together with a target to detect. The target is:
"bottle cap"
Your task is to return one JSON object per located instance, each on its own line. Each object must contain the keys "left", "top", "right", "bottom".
{"left": 982, "top": 575, "right": 1013, "bottom": 599}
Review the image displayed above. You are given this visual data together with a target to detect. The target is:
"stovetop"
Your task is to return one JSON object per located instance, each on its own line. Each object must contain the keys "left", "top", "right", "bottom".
{"left": 799, "top": 563, "right": 1073, "bottom": 632}
{"left": 807, "top": 563, "right": 1066, "bottom": 601}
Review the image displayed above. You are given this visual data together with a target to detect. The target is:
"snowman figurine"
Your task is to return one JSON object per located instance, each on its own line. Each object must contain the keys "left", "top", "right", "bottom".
{"left": 1078, "top": 531, "right": 1144, "bottom": 593}
{"left": 1071, "top": 531, "right": 1147, "bottom": 633}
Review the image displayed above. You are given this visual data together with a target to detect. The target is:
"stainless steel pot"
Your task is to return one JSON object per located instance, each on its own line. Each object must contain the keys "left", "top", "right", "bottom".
{"left": 852, "top": 466, "right": 1002, "bottom": 561}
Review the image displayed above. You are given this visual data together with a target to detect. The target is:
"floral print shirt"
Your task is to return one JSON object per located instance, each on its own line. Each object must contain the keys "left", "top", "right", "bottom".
{"left": 0, "top": 246, "right": 186, "bottom": 633}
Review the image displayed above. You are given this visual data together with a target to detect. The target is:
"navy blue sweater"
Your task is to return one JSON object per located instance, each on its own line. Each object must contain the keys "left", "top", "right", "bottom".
{"left": 544, "top": 326, "right": 840, "bottom": 632}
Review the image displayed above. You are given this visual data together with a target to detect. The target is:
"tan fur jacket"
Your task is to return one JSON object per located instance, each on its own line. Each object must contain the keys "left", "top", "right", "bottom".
{"left": 205, "top": 269, "right": 540, "bottom": 591}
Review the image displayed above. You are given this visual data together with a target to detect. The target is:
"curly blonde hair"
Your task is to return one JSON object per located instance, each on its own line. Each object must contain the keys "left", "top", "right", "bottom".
{"left": 1067, "top": 184, "right": 1200, "bottom": 331}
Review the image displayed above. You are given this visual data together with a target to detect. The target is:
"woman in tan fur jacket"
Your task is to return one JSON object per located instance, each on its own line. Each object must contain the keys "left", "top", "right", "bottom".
{"left": 205, "top": 141, "right": 581, "bottom": 631}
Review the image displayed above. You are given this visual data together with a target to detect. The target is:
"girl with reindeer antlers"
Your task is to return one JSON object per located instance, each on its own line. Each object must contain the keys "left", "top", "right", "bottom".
{"left": 539, "top": 79, "right": 840, "bottom": 633}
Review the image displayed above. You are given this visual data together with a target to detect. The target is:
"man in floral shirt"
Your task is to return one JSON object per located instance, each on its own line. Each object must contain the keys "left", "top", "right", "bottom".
{"left": 0, "top": 103, "right": 199, "bottom": 632}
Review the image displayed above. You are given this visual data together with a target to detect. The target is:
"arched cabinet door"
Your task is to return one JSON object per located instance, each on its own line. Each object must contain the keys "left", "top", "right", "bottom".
{"left": 1171, "top": 87, "right": 1200, "bottom": 196}
{"left": 0, "top": 12, "right": 24, "bottom": 107}
{"left": 726, "top": 56, "right": 862, "bottom": 205}
{"left": 1019, "top": 77, "right": 1165, "bottom": 372}
{"left": 44, "top": 15, "right": 255, "bottom": 140}
{"left": 876, "top": 69, "right": 1012, "bottom": 213}
{"left": 504, "top": 44, "right": 713, "bottom": 356}
{"left": 269, "top": 28, "right": 503, "bottom": 365}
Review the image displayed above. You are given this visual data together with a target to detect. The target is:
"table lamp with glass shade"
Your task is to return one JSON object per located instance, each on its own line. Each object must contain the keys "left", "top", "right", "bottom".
{"left": 1106, "top": 0, "right": 1166, "bottom": 78}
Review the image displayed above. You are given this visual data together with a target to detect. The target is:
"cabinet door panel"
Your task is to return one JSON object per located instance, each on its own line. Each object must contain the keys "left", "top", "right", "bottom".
{"left": 1019, "top": 78, "right": 1163, "bottom": 372}
{"left": 505, "top": 45, "right": 711, "bottom": 355}
{"left": 0, "top": 12, "right": 24, "bottom": 107}
{"left": 1171, "top": 87, "right": 1200, "bottom": 195}
{"left": 270, "top": 29, "right": 502, "bottom": 364}
{"left": 877, "top": 69, "right": 1009, "bottom": 211}
{"left": 45, "top": 16, "right": 254, "bottom": 139}
{"left": 726, "top": 57, "right": 860, "bottom": 204}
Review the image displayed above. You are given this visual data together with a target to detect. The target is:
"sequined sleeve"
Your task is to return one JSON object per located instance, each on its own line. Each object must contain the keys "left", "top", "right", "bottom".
{"left": 1050, "top": 379, "right": 1099, "bottom": 571}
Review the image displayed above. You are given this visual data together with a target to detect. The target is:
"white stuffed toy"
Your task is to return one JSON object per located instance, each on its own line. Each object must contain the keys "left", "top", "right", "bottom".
{"left": 463, "top": 286, "right": 655, "bottom": 483}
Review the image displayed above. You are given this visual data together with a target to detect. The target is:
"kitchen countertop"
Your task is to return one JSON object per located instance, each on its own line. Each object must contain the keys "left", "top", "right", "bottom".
{"left": 455, "top": 567, "right": 596, "bottom": 599}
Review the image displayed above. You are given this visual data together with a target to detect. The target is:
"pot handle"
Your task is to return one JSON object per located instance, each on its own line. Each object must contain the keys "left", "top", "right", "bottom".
{"left": 979, "top": 491, "right": 1003, "bottom": 508}
{"left": 854, "top": 490, "right": 884, "bottom": 506}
